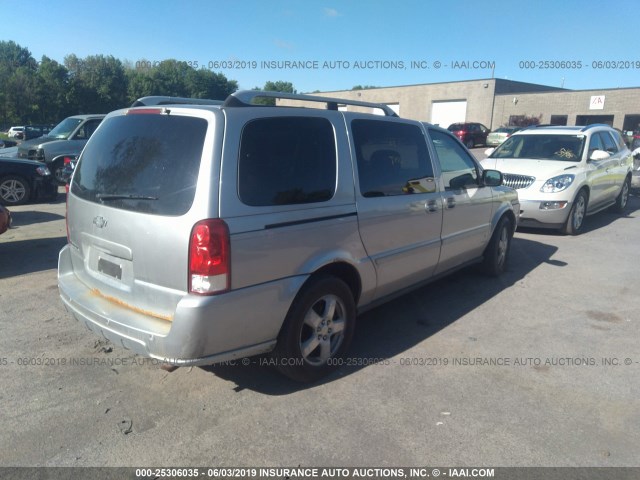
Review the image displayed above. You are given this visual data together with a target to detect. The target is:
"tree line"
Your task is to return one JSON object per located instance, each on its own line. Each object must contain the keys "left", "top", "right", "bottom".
{"left": 0, "top": 41, "right": 248, "bottom": 128}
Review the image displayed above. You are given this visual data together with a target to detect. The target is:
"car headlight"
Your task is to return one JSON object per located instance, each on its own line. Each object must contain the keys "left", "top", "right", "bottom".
{"left": 36, "top": 166, "right": 51, "bottom": 176}
{"left": 540, "top": 174, "right": 575, "bottom": 193}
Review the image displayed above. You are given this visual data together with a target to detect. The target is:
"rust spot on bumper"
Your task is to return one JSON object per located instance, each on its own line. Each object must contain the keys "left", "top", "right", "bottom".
{"left": 89, "top": 288, "right": 173, "bottom": 322}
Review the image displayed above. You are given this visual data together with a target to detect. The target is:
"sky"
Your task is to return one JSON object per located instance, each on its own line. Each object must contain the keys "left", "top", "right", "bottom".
{"left": 1, "top": 0, "right": 636, "bottom": 94}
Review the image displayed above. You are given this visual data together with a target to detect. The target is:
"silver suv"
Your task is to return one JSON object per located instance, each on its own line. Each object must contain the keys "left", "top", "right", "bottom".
{"left": 58, "top": 91, "right": 519, "bottom": 382}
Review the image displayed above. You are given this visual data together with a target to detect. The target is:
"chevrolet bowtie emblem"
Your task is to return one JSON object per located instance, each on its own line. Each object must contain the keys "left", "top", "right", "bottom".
{"left": 93, "top": 216, "right": 108, "bottom": 228}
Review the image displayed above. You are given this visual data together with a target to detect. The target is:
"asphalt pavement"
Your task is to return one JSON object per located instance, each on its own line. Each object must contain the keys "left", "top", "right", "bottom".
{"left": 1, "top": 175, "right": 639, "bottom": 468}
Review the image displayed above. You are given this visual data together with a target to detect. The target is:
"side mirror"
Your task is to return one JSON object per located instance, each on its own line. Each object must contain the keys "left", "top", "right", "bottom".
{"left": 484, "top": 148, "right": 495, "bottom": 156}
{"left": 483, "top": 169, "right": 503, "bottom": 187}
{"left": 589, "top": 149, "right": 610, "bottom": 161}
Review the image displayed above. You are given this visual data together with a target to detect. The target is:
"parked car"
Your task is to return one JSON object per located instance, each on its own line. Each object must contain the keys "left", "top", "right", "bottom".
{"left": 0, "top": 156, "right": 58, "bottom": 206}
{"left": 486, "top": 126, "right": 520, "bottom": 146}
{"left": 631, "top": 131, "right": 640, "bottom": 151}
{"left": 632, "top": 146, "right": 640, "bottom": 190}
{"left": 482, "top": 124, "right": 632, "bottom": 234}
{"left": 0, "top": 138, "right": 17, "bottom": 149}
{"left": 23, "top": 124, "right": 55, "bottom": 141}
{"left": 447, "top": 122, "right": 490, "bottom": 149}
{"left": 59, "top": 91, "right": 519, "bottom": 382}
{"left": 0, "top": 204, "right": 11, "bottom": 235}
{"left": 54, "top": 154, "right": 78, "bottom": 192}
{"left": 17, "top": 114, "right": 105, "bottom": 185}
{"left": 8, "top": 126, "right": 25, "bottom": 139}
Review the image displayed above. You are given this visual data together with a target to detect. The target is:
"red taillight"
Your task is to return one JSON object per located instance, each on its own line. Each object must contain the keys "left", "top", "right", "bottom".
{"left": 188, "top": 219, "right": 230, "bottom": 295}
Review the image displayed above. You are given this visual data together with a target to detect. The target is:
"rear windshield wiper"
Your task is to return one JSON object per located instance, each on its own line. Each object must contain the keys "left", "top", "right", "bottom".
{"left": 96, "top": 194, "right": 158, "bottom": 202}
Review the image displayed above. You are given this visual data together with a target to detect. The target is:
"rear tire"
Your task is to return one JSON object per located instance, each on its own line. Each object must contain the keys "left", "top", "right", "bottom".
{"left": 562, "top": 189, "right": 588, "bottom": 235}
{"left": 272, "top": 275, "right": 356, "bottom": 382}
{"left": 611, "top": 176, "right": 630, "bottom": 213}
{"left": 0, "top": 175, "right": 31, "bottom": 206}
{"left": 465, "top": 139, "right": 474, "bottom": 149}
{"left": 481, "top": 216, "right": 513, "bottom": 276}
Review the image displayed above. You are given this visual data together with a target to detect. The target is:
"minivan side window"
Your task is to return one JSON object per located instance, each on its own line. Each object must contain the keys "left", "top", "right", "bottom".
{"left": 351, "top": 119, "right": 434, "bottom": 197}
{"left": 429, "top": 129, "right": 480, "bottom": 190}
{"left": 238, "top": 117, "right": 336, "bottom": 206}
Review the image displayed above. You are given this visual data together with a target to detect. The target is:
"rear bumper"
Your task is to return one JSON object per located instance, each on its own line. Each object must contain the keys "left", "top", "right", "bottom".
{"left": 58, "top": 244, "right": 306, "bottom": 366}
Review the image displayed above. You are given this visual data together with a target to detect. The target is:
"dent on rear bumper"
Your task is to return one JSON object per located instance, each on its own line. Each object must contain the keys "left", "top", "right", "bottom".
{"left": 58, "top": 244, "right": 306, "bottom": 366}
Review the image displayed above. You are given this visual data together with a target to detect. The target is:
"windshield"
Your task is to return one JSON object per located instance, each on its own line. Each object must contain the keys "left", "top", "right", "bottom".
{"left": 490, "top": 134, "right": 586, "bottom": 162}
{"left": 48, "top": 118, "right": 83, "bottom": 139}
{"left": 493, "top": 127, "right": 518, "bottom": 134}
{"left": 448, "top": 124, "right": 464, "bottom": 132}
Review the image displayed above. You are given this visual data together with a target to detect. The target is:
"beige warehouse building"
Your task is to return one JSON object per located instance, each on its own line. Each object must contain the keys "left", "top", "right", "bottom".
{"left": 285, "top": 79, "right": 640, "bottom": 134}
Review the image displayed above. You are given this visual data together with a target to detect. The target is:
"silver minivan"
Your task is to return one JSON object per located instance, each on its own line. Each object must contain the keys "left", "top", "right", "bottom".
{"left": 58, "top": 91, "right": 519, "bottom": 382}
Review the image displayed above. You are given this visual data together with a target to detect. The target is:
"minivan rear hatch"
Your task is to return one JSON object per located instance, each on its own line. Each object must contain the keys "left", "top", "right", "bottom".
{"left": 66, "top": 108, "right": 211, "bottom": 323}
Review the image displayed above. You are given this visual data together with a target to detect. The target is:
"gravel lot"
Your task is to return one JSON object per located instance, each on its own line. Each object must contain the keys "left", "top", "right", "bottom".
{"left": 1, "top": 174, "right": 639, "bottom": 468}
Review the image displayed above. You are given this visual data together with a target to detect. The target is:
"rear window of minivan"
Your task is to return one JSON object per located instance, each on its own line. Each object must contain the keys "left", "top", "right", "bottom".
{"left": 71, "top": 113, "right": 207, "bottom": 216}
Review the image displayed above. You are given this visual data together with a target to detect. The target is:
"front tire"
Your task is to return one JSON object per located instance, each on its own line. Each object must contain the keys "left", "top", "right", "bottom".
{"left": 481, "top": 216, "right": 513, "bottom": 276}
{"left": 273, "top": 275, "right": 356, "bottom": 382}
{"left": 562, "top": 189, "right": 588, "bottom": 235}
{"left": 0, "top": 175, "right": 31, "bottom": 206}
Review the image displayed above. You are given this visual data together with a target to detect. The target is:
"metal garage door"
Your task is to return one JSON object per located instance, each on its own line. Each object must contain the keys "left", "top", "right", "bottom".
{"left": 431, "top": 100, "right": 467, "bottom": 128}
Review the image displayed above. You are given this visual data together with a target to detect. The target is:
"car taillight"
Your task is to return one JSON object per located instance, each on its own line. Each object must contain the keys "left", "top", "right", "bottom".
{"left": 35, "top": 166, "right": 50, "bottom": 176}
{"left": 189, "top": 219, "right": 230, "bottom": 295}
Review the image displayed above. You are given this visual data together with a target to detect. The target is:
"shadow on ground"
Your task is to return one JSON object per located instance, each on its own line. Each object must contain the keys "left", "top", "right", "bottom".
{"left": 203, "top": 235, "right": 561, "bottom": 394}
{"left": 0, "top": 236, "right": 67, "bottom": 278}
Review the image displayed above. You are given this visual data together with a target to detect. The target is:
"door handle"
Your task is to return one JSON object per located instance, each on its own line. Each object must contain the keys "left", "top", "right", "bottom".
{"left": 426, "top": 199, "right": 438, "bottom": 213}
{"left": 446, "top": 197, "right": 456, "bottom": 209}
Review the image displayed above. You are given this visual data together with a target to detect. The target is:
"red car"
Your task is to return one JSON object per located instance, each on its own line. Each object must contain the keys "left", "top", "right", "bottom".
{"left": 448, "top": 122, "right": 491, "bottom": 149}
{"left": 0, "top": 205, "right": 11, "bottom": 235}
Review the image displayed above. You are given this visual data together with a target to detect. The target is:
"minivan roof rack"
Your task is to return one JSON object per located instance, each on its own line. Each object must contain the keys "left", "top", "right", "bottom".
{"left": 223, "top": 90, "right": 399, "bottom": 117}
{"left": 131, "top": 96, "right": 224, "bottom": 107}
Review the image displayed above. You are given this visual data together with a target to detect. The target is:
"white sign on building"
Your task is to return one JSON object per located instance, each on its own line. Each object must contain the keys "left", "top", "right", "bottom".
{"left": 589, "top": 96, "right": 605, "bottom": 110}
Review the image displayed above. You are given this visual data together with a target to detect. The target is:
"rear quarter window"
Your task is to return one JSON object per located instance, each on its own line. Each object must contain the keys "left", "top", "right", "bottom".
{"left": 238, "top": 117, "right": 336, "bottom": 206}
{"left": 71, "top": 113, "right": 207, "bottom": 216}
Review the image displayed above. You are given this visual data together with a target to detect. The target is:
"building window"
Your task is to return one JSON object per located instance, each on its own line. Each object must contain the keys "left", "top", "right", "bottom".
{"left": 550, "top": 115, "right": 568, "bottom": 126}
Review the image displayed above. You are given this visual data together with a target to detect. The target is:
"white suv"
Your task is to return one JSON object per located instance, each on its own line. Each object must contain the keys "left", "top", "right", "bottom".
{"left": 481, "top": 124, "right": 632, "bottom": 234}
